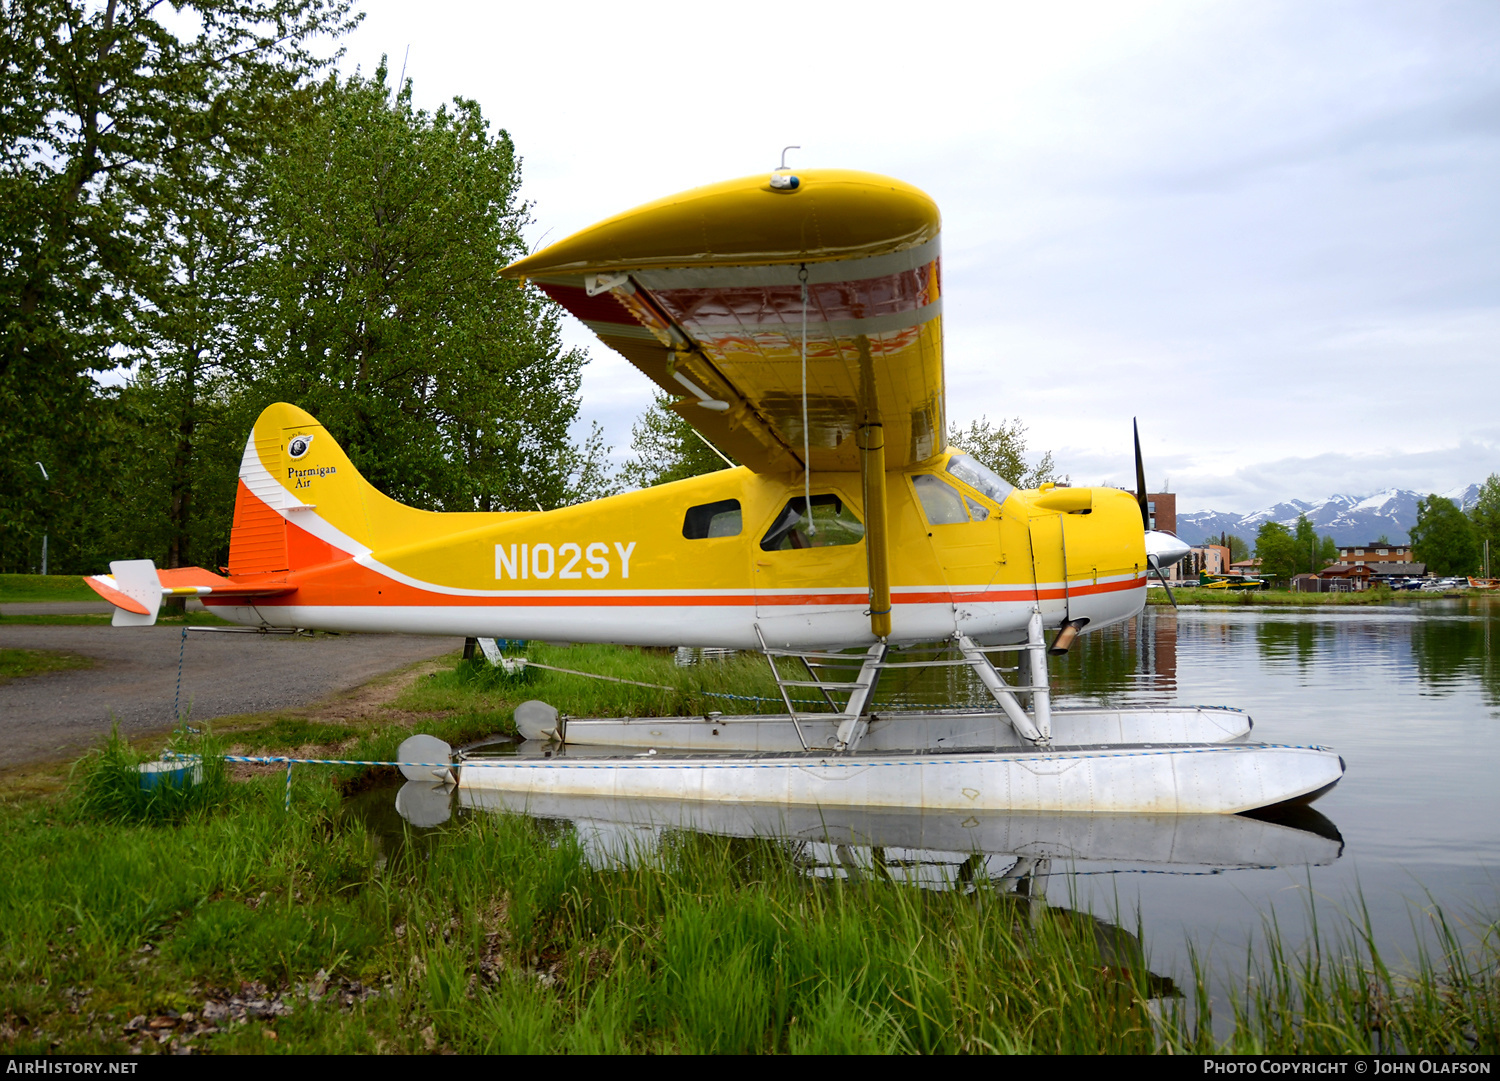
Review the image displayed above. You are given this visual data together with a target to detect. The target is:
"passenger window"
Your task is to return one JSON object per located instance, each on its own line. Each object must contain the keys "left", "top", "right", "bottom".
{"left": 683, "top": 499, "right": 742, "bottom": 539}
{"left": 912, "top": 474, "right": 971, "bottom": 525}
{"left": 760, "top": 494, "right": 865, "bottom": 551}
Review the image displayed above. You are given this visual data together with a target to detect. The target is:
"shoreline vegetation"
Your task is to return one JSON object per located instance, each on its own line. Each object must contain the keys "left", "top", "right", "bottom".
{"left": 0, "top": 646, "right": 1494, "bottom": 1054}
{"left": 1146, "top": 585, "right": 1491, "bottom": 606}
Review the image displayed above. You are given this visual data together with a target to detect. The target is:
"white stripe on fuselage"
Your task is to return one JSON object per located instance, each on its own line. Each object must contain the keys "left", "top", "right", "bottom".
{"left": 217, "top": 585, "right": 1145, "bottom": 650}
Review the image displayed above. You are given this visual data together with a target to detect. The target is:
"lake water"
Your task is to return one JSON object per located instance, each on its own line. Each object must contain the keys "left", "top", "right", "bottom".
{"left": 378, "top": 598, "right": 1500, "bottom": 991}
{"left": 1032, "top": 599, "right": 1500, "bottom": 979}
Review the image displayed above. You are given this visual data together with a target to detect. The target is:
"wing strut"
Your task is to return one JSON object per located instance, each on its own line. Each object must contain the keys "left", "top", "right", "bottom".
{"left": 860, "top": 423, "right": 892, "bottom": 639}
{"left": 856, "top": 334, "right": 892, "bottom": 639}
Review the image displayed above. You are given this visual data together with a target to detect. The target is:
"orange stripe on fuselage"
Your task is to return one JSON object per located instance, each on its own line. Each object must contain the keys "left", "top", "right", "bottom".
{"left": 206, "top": 513, "right": 1147, "bottom": 610}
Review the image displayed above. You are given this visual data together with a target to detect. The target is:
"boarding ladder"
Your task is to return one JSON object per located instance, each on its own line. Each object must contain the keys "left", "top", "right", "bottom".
{"left": 753, "top": 608, "right": 1055, "bottom": 753}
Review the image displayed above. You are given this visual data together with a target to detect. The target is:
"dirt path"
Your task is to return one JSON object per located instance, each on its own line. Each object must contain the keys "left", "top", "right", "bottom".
{"left": 0, "top": 623, "right": 465, "bottom": 767}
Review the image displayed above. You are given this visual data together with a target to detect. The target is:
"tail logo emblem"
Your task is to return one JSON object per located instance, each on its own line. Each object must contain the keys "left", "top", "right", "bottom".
{"left": 288, "top": 434, "right": 315, "bottom": 459}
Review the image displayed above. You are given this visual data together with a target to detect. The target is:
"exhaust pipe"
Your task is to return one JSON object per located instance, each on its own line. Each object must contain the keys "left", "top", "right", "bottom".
{"left": 1048, "top": 618, "right": 1090, "bottom": 656}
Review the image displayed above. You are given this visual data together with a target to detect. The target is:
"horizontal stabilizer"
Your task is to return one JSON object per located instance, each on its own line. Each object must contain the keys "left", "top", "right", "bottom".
{"left": 87, "top": 563, "right": 295, "bottom": 627}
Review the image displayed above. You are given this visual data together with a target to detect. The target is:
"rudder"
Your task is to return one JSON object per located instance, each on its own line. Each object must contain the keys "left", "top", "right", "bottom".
{"left": 228, "top": 403, "right": 375, "bottom": 575}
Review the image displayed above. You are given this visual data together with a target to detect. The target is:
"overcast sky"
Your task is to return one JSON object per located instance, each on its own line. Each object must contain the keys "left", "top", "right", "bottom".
{"left": 337, "top": 0, "right": 1499, "bottom": 513}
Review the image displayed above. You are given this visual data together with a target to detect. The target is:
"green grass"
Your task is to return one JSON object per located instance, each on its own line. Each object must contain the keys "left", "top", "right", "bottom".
{"left": 398, "top": 643, "right": 877, "bottom": 728}
{"left": 1, "top": 747, "right": 1493, "bottom": 1054}
{"left": 0, "top": 646, "right": 1493, "bottom": 1055}
{"left": 0, "top": 574, "right": 100, "bottom": 603}
{"left": 0, "top": 648, "right": 92, "bottom": 685}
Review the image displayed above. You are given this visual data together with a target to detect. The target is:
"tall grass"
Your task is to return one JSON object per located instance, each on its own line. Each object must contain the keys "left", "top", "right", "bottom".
{"left": 2, "top": 751, "right": 1494, "bottom": 1053}
{"left": 70, "top": 724, "right": 229, "bottom": 825}
{"left": 1, "top": 642, "right": 1494, "bottom": 1054}
{"left": 1198, "top": 895, "right": 1499, "bottom": 1054}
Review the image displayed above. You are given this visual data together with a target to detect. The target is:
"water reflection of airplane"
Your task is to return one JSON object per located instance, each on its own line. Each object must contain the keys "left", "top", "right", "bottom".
{"left": 395, "top": 780, "right": 1344, "bottom": 885}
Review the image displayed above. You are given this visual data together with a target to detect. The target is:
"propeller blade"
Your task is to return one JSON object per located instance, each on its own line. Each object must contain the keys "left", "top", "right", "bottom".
{"left": 1149, "top": 556, "right": 1179, "bottom": 609}
{"left": 1133, "top": 417, "right": 1149, "bottom": 531}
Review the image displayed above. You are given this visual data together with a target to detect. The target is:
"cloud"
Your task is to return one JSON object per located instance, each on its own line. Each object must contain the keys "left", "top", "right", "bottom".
{"left": 336, "top": 0, "right": 1500, "bottom": 495}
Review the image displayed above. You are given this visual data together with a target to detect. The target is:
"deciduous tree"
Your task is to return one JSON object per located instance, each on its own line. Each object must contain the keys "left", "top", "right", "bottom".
{"left": 243, "top": 64, "right": 612, "bottom": 513}
{"left": 620, "top": 391, "right": 732, "bottom": 490}
{"left": 0, "top": 0, "right": 357, "bottom": 571}
{"left": 1289, "top": 514, "right": 1338, "bottom": 576}
{"left": 1255, "top": 521, "right": 1298, "bottom": 584}
{"left": 1468, "top": 474, "right": 1500, "bottom": 577}
{"left": 1412, "top": 494, "right": 1478, "bottom": 577}
{"left": 947, "top": 416, "right": 1061, "bottom": 489}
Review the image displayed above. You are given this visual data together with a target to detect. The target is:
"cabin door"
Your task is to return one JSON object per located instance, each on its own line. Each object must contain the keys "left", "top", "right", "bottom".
{"left": 752, "top": 489, "right": 869, "bottom": 648}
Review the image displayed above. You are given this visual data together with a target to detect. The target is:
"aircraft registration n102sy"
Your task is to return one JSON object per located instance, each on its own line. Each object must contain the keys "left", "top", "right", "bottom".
{"left": 88, "top": 166, "right": 1344, "bottom": 814}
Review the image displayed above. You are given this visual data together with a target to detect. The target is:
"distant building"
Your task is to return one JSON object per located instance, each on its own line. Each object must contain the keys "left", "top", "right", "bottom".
{"left": 1295, "top": 564, "right": 1374, "bottom": 592}
{"left": 1184, "top": 544, "right": 1230, "bottom": 579}
{"left": 1143, "top": 493, "right": 1187, "bottom": 580}
{"left": 1146, "top": 493, "right": 1176, "bottom": 535}
{"left": 1335, "top": 542, "right": 1412, "bottom": 565}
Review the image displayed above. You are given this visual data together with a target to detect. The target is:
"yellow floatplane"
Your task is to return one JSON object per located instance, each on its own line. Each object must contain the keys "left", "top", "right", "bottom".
{"left": 88, "top": 167, "right": 1343, "bottom": 814}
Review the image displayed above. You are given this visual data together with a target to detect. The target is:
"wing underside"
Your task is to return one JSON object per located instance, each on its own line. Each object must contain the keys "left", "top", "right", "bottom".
{"left": 507, "top": 171, "right": 946, "bottom": 475}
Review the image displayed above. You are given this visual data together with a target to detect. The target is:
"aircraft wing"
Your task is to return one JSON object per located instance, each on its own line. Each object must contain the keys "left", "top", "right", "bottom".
{"left": 504, "top": 170, "right": 944, "bottom": 474}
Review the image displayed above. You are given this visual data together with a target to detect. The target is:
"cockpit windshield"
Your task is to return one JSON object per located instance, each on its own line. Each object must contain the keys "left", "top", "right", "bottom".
{"left": 946, "top": 454, "right": 1015, "bottom": 506}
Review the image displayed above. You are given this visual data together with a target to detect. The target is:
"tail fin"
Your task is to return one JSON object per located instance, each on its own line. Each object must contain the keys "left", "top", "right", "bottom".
{"left": 228, "top": 403, "right": 435, "bottom": 575}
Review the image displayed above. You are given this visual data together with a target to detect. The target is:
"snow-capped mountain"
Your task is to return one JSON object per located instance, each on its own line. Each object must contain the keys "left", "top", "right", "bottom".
{"left": 1177, "top": 485, "right": 1482, "bottom": 546}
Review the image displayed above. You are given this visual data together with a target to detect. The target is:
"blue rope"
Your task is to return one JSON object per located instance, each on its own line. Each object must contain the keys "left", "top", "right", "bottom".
{"left": 173, "top": 627, "right": 187, "bottom": 723}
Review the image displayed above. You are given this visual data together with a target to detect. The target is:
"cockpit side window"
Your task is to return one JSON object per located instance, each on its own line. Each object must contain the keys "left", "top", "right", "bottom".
{"left": 946, "top": 454, "right": 1015, "bottom": 506}
{"left": 760, "top": 494, "right": 865, "bottom": 552}
{"left": 683, "top": 499, "right": 742, "bottom": 539}
{"left": 912, "top": 474, "right": 971, "bottom": 524}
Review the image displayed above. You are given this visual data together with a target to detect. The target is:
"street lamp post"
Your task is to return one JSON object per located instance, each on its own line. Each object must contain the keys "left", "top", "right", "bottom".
{"left": 35, "top": 462, "right": 48, "bottom": 575}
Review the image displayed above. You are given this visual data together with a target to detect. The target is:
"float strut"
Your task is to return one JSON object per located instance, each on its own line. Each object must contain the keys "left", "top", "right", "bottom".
{"left": 956, "top": 634, "right": 1046, "bottom": 745}
{"left": 834, "top": 643, "right": 886, "bottom": 752}
{"left": 1026, "top": 608, "right": 1053, "bottom": 743}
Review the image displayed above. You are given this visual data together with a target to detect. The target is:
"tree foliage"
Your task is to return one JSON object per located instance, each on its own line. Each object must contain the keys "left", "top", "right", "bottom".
{"left": 245, "top": 64, "right": 610, "bottom": 513}
{"left": 1254, "top": 521, "right": 1299, "bottom": 584}
{"left": 620, "top": 392, "right": 732, "bottom": 490}
{"left": 947, "top": 416, "right": 1061, "bottom": 489}
{"left": 616, "top": 407, "right": 1066, "bottom": 495}
{"left": 1290, "top": 514, "right": 1338, "bottom": 576}
{"left": 1468, "top": 474, "right": 1500, "bottom": 576}
{"left": 2, "top": 13, "right": 616, "bottom": 572}
{"left": 1411, "top": 494, "right": 1478, "bottom": 576}
{"left": 1, "top": 0, "right": 359, "bottom": 571}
